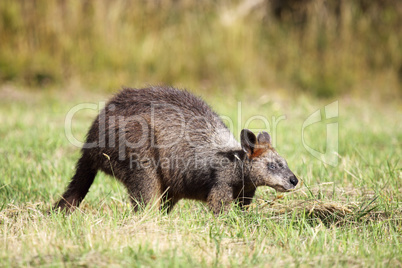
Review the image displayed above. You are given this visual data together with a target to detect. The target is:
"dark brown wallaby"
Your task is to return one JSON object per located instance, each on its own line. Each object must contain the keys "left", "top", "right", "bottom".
{"left": 54, "top": 86, "right": 298, "bottom": 215}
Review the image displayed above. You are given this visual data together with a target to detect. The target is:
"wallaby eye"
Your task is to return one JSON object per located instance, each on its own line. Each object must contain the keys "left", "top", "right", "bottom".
{"left": 268, "top": 163, "right": 276, "bottom": 170}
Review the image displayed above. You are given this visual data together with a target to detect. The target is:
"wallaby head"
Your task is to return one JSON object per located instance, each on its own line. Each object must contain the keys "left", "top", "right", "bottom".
{"left": 240, "top": 129, "right": 298, "bottom": 192}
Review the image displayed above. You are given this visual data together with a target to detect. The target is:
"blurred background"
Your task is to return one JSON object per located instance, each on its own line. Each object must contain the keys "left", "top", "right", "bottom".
{"left": 0, "top": 0, "right": 401, "bottom": 99}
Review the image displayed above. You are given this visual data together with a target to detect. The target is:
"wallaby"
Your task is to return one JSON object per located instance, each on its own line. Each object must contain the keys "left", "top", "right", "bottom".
{"left": 54, "top": 86, "right": 298, "bottom": 215}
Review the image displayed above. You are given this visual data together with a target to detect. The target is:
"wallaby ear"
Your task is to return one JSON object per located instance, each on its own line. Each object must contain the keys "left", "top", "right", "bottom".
{"left": 257, "top": 131, "right": 271, "bottom": 146}
{"left": 240, "top": 129, "right": 257, "bottom": 157}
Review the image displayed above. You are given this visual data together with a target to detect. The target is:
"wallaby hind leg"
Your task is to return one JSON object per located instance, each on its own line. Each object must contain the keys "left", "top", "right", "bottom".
{"left": 53, "top": 152, "right": 98, "bottom": 212}
{"left": 125, "top": 168, "right": 163, "bottom": 212}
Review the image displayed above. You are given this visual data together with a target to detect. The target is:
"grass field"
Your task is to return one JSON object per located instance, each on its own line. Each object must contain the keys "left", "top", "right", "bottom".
{"left": 0, "top": 86, "right": 401, "bottom": 267}
{"left": 1, "top": 1, "right": 401, "bottom": 99}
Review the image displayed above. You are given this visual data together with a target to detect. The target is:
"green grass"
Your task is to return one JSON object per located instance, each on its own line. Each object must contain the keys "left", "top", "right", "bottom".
{"left": 0, "top": 86, "right": 401, "bottom": 267}
{"left": 1, "top": 1, "right": 401, "bottom": 99}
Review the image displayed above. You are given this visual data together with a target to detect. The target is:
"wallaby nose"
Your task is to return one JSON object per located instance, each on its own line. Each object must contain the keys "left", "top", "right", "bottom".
{"left": 290, "top": 175, "right": 298, "bottom": 186}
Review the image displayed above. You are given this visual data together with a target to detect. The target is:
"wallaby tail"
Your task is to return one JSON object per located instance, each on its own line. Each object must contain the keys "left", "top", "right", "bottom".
{"left": 53, "top": 153, "right": 98, "bottom": 213}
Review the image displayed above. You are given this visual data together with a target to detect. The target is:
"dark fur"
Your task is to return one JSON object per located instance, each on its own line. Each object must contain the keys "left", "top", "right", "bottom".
{"left": 54, "top": 86, "right": 297, "bottom": 215}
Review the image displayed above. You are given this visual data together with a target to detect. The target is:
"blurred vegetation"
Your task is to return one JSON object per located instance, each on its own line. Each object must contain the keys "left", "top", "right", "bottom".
{"left": 0, "top": 0, "right": 401, "bottom": 98}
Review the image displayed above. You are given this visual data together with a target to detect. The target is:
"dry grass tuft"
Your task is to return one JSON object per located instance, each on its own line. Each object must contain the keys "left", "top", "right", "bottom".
{"left": 250, "top": 184, "right": 402, "bottom": 227}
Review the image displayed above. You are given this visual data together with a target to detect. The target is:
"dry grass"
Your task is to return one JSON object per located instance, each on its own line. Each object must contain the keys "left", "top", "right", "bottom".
{"left": 1, "top": 0, "right": 401, "bottom": 99}
{"left": 250, "top": 183, "right": 402, "bottom": 228}
{"left": 1, "top": 184, "right": 401, "bottom": 267}
{"left": 0, "top": 87, "right": 401, "bottom": 266}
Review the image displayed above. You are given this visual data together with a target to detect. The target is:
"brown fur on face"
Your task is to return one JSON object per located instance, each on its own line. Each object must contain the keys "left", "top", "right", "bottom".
{"left": 250, "top": 147, "right": 268, "bottom": 159}
{"left": 242, "top": 130, "right": 275, "bottom": 159}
